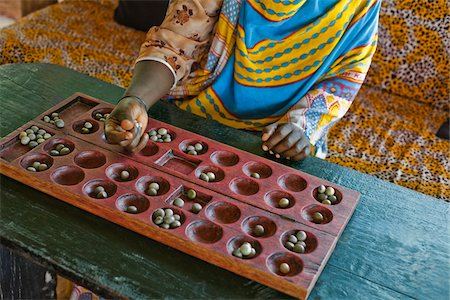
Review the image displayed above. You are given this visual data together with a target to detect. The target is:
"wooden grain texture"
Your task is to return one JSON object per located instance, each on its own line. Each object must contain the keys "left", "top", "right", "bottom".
{"left": 0, "top": 63, "right": 449, "bottom": 299}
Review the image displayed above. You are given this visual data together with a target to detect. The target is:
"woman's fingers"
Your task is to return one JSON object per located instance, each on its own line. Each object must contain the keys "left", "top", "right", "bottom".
{"left": 262, "top": 124, "right": 293, "bottom": 153}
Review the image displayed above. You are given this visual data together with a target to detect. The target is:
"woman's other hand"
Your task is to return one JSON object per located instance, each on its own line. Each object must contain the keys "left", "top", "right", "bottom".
{"left": 261, "top": 123, "right": 311, "bottom": 161}
{"left": 104, "top": 96, "right": 149, "bottom": 153}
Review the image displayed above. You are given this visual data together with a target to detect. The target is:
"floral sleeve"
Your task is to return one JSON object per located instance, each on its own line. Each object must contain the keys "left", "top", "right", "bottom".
{"left": 136, "top": 0, "right": 223, "bottom": 87}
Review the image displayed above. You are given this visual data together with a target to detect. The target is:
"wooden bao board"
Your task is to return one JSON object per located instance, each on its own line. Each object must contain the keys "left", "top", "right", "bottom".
{"left": 0, "top": 93, "right": 360, "bottom": 299}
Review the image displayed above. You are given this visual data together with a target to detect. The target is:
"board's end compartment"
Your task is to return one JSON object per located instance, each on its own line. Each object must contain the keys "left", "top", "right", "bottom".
{"left": 155, "top": 149, "right": 202, "bottom": 175}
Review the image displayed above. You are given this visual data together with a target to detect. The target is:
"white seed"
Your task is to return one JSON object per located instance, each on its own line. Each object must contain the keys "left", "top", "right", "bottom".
{"left": 186, "top": 145, "right": 195, "bottom": 152}
{"left": 84, "top": 122, "right": 93, "bottom": 129}
{"left": 206, "top": 172, "right": 216, "bottom": 181}
{"left": 296, "top": 241, "right": 306, "bottom": 248}
{"left": 29, "top": 141, "right": 38, "bottom": 148}
{"left": 279, "top": 263, "right": 290, "bottom": 274}
{"left": 150, "top": 135, "right": 158, "bottom": 141}
{"left": 25, "top": 129, "right": 33, "bottom": 134}
{"left": 286, "top": 241, "right": 295, "bottom": 250}
{"left": 120, "top": 170, "right": 130, "bottom": 180}
{"left": 157, "top": 128, "right": 167, "bottom": 135}
{"left": 186, "top": 189, "right": 197, "bottom": 199}
{"left": 296, "top": 230, "right": 307, "bottom": 241}
{"left": 279, "top": 198, "right": 290, "bottom": 208}
{"left": 154, "top": 216, "right": 164, "bottom": 225}
{"left": 59, "top": 147, "right": 70, "bottom": 155}
{"left": 148, "top": 129, "right": 157, "bottom": 136}
{"left": 32, "top": 161, "right": 41, "bottom": 169}
{"left": 251, "top": 172, "right": 260, "bottom": 179}
{"left": 55, "top": 119, "right": 65, "bottom": 128}
{"left": 191, "top": 203, "right": 202, "bottom": 214}
{"left": 254, "top": 225, "right": 265, "bottom": 237}
{"left": 126, "top": 205, "right": 138, "bottom": 213}
{"left": 173, "top": 214, "right": 180, "bottom": 221}
{"left": 325, "top": 186, "right": 335, "bottom": 196}
{"left": 27, "top": 133, "right": 36, "bottom": 140}
{"left": 288, "top": 235, "right": 298, "bottom": 243}
{"left": 199, "top": 173, "right": 210, "bottom": 182}
{"left": 187, "top": 150, "right": 197, "bottom": 155}
{"left": 20, "top": 136, "right": 30, "bottom": 145}
{"left": 97, "top": 191, "right": 108, "bottom": 199}
{"left": 163, "top": 137, "right": 171, "bottom": 142}
{"left": 164, "top": 208, "right": 173, "bottom": 217}
{"left": 37, "top": 129, "right": 46, "bottom": 135}
{"left": 27, "top": 167, "right": 37, "bottom": 172}
{"left": 170, "top": 220, "right": 181, "bottom": 228}
{"left": 149, "top": 182, "right": 160, "bottom": 191}
{"left": 94, "top": 186, "right": 105, "bottom": 194}
{"left": 161, "top": 223, "right": 170, "bottom": 229}
{"left": 43, "top": 133, "right": 52, "bottom": 139}
{"left": 293, "top": 244, "right": 305, "bottom": 253}
{"left": 153, "top": 208, "right": 165, "bottom": 218}
{"left": 37, "top": 138, "right": 45, "bottom": 144}
{"left": 31, "top": 126, "right": 39, "bottom": 132}
{"left": 50, "top": 150, "right": 59, "bottom": 156}
{"left": 19, "top": 131, "right": 27, "bottom": 139}
{"left": 56, "top": 144, "right": 65, "bottom": 151}
{"left": 164, "top": 215, "right": 175, "bottom": 224}
{"left": 173, "top": 198, "right": 184, "bottom": 208}
{"left": 81, "top": 127, "right": 89, "bottom": 134}
{"left": 147, "top": 188, "right": 158, "bottom": 196}
{"left": 194, "top": 143, "right": 203, "bottom": 152}
{"left": 43, "top": 116, "right": 51, "bottom": 122}
{"left": 247, "top": 248, "right": 256, "bottom": 258}
{"left": 232, "top": 248, "right": 243, "bottom": 258}
{"left": 317, "top": 185, "right": 326, "bottom": 193}
{"left": 239, "top": 242, "right": 252, "bottom": 256}
{"left": 51, "top": 112, "right": 59, "bottom": 118}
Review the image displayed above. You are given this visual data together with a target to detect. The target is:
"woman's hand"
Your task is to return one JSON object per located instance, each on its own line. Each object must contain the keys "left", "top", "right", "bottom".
{"left": 261, "top": 123, "right": 311, "bottom": 161}
{"left": 104, "top": 97, "right": 149, "bottom": 153}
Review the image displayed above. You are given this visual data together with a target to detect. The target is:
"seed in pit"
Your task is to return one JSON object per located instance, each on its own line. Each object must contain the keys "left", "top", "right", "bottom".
{"left": 187, "top": 150, "right": 197, "bottom": 155}
{"left": 199, "top": 172, "right": 210, "bottom": 182}
{"left": 191, "top": 203, "right": 202, "bottom": 214}
{"left": 43, "top": 133, "right": 52, "bottom": 139}
{"left": 56, "top": 144, "right": 65, "bottom": 151}
{"left": 153, "top": 208, "right": 165, "bottom": 218}
{"left": 126, "top": 205, "right": 138, "bottom": 213}
{"left": 32, "top": 161, "right": 41, "bottom": 169}
{"left": 20, "top": 136, "right": 31, "bottom": 145}
{"left": 84, "top": 122, "right": 93, "bottom": 129}
{"left": 27, "top": 166, "right": 37, "bottom": 172}
{"left": 43, "top": 116, "right": 51, "bottom": 122}
{"left": 97, "top": 191, "right": 108, "bottom": 199}
{"left": 148, "top": 129, "right": 157, "bottom": 136}
{"left": 157, "top": 128, "right": 167, "bottom": 135}
{"left": 59, "top": 147, "right": 70, "bottom": 155}
{"left": 322, "top": 199, "right": 332, "bottom": 205}
{"left": 279, "top": 263, "right": 290, "bottom": 274}
{"left": 248, "top": 248, "right": 256, "bottom": 258}
{"left": 186, "top": 189, "right": 197, "bottom": 199}
{"left": 186, "top": 145, "right": 195, "bottom": 152}
{"left": 37, "top": 164, "right": 48, "bottom": 171}
{"left": 164, "top": 208, "right": 174, "bottom": 217}
{"left": 25, "top": 129, "right": 33, "bottom": 134}
{"left": 232, "top": 248, "right": 243, "bottom": 258}
{"left": 37, "top": 129, "right": 46, "bottom": 135}
{"left": 163, "top": 137, "right": 171, "bottom": 142}
{"left": 325, "top": 186, "right": 335, "bottom": 196}
{"left": 170, "top": 220, "right": 181, "bottom": 228}
{"left": 19, "top": 132, "right": 27, "bottom": 139}
{"left": 36, "top": 134, "right": 43, "bottom": 140}
{"left": 296, "top": 230, "right": 307, "bottom": 241}
{"left": 288, "top": 235, "right": 298, "bottom": 243}
{"left": 164, "top": 215, "right": 175, "bottom": 224}
{"left": 173, "top": 214, "right": 180, "bottom": 221}
{"left": 317, "top": 193, "right": 327, "bottom": 201}
{"left": 194, "top": 143, "right": 203, "bottom": 152}
{"left": 253, "top": 224, "right": 265, "bottom": 237}
{"left": 55, "top": 119, "right": 65, "bottom": 128}
{"left": 51, "top": 112, "right": 59, "bottom": 118}
{"left": 278, "top": 197, "right": 290, "bottom": 208}
{"left": 81, "top": 127, "right": 90, "bottom": 134}
{"left": 251, "top": 172, "right": 260, "bottom": 179}
{"left": 328, "top": 195, "right": 337, "bottom": 203}
{"left": 148, "top": 182, "right": 160, "bottom": 191}
{"left": 173, "top": 197, "right": 184, "bottom": 208}
{"left": 297, "top": 241, "right": 306, "bottom": 248}
{"left": 27, "top": 133, "right": 36, "bottom": 141}
{"left": 147, "top": 188, "right": 158, "bottom": 196}
{"left": 29, "top": 141, "right": 38, "bottom": 148}
{"left": 206, "top": 172, "right": 216, "bottom": 181}
{"left": 239, "top": 242, "right": 252, "bottom": 256}
{"left": 37, "top": 138, "right": 45, "bottom": 144}
{"left": 312, "top": 212, "right": 324, "bottom": 223}
{"left": 31, "top": 126, "right": 39, "bottom": 132}
{"left": 317, "top": 184, "right": 326, "bottom": 193}
{"left": 285, "top": 241, "right": 294, "bottom": 250}
{"left": 120, "top": 170, "right": 130, "bottom": 180}
{"left": 154, "top": 216, "right": 164, "bottom": 225}
{"left": 293, "top": 243, "right": 305, "bottom": 253}
{"left": 150, "top": 135, "right": 158, "bottom": 142}
{"left": 94, "top": 186, "right": 105, "bottom": 194}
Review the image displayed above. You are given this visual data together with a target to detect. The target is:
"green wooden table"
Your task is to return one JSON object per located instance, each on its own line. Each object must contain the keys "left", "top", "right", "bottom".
{"left": 1, "top": 63, "right": 449, "bottom": 299}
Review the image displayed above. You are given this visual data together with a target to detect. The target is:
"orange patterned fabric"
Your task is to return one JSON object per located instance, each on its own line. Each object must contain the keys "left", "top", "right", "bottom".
{"left": 0, "top": 0, "right": 448, "bottom": 201}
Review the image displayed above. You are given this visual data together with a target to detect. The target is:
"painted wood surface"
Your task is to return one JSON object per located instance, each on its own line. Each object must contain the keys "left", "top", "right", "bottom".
{"left": 0, "top": 63, "right": 449, "bottom": 299}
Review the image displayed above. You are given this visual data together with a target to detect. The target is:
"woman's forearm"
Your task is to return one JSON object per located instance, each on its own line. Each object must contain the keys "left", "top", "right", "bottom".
{"left": 124, "top": 60, "right": 175, "bottom": 109}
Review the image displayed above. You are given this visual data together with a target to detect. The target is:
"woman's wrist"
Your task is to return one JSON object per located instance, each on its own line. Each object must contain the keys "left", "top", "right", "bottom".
{"left": 118, "top": 95, "right": 149, "bottom": 111}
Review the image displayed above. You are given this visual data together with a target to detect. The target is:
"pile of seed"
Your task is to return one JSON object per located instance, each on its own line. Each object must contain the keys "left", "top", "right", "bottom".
{"left": 146, "top": 182, "right": 160, "bottom": 196}
{"left": 184, "top": 143, "right": 203, "bottom": 155}
{"left": 119, "top": 170, "right": 130, "bottom": 181}
{"left": 232, "top": 242, "right": 256, "bottom": 259}
{"left": 278, "top": 197, "right": 290, "bottom": 208}
{"left": 49, "top": 143, "right": 71, "bottom": 156}
{"left": 284, "top": 230, "right": 308, "bottom": 253}
{"left": 81, "top": 122, "right": 94, "bottom": 134}
{"left": 43, "top": 112, "right": 65, "bottom": 128}
{"left": 152, "top": 208, "right": 182, "bottom": 229}
{"left": 316, "top": 185, "right": 338, "bottom": 205}
{"left": 148, "top": 128, "right": 172, "bottom": 143}
{"left": 94, "top": 186, "right": 108, "bottom": 199}
{"left": 26, "top": 161, "right": 49, "bottom": 172}
{"left": 253, "top": 224, "right": 265, "bottom": 237}
{"left": 279, "top": 263, "right": 291, "bottom": 274}
{"left": 250, "top": 172, "right": 260, "bottom": 179}
{"left": 94, "top": 112, "right": 109, "bottom": 122}
{"left": 19, "top": 126, "right": 53, "bottom": 148}
{"left": 199, "top": 171, "right": 216, "bottom": 182}
{"left": 312, "top": 211, "right": 324, "bottom": 224}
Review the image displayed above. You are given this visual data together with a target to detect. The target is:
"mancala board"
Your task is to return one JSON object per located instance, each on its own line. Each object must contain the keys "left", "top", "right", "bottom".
{"left": 0, "top": 93, "right": 360, "bottom": 299}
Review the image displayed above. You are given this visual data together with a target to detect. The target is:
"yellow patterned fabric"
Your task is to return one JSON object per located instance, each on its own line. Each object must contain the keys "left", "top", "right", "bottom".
{"left": 0, "top": 0, "right": 448, "bottom": 201}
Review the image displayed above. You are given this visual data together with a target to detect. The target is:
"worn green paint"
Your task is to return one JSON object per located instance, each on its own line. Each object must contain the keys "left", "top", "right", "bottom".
{"left": 1, "top": 64, "right": 448, "bottom": 299}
